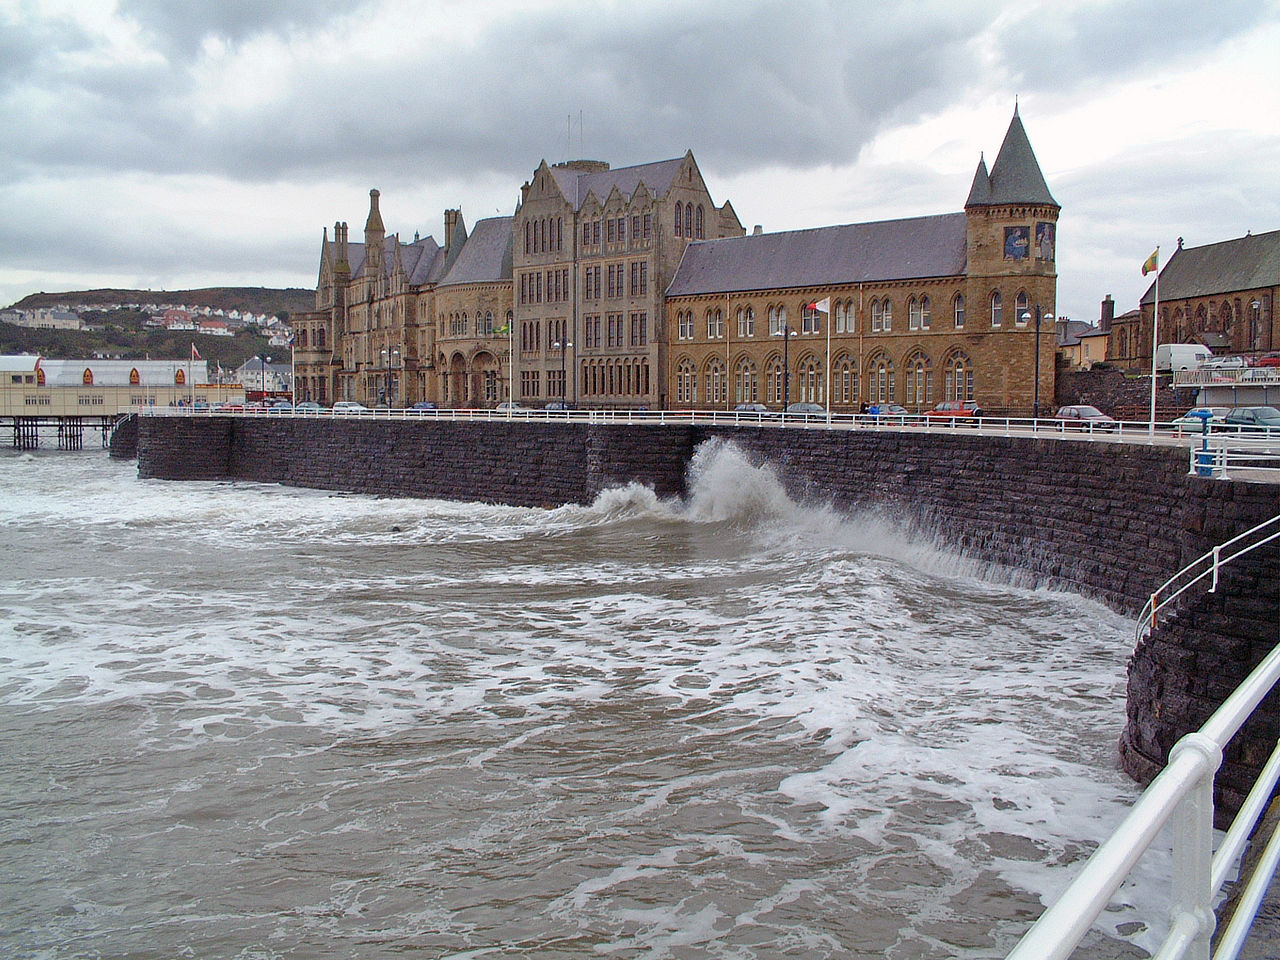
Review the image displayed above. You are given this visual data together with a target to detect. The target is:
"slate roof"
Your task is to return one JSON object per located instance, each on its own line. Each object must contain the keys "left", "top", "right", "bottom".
{"left": 666, "top": 213, "right": 968, "bottom": 297}
{"left": 966, "top": 107, "right": 1057, "bottom": 208}
{"left": 440, "top": 216, "right": 514, "bottom": 286}
{"left": 1140, "top": 230, "right": 1280, "bottom": 304}
{"left": 549, "top": 157, "right": 684, "bottom": 211}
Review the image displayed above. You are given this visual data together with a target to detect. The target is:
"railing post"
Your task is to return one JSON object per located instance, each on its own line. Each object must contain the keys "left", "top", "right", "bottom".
{"left": 1211, "top": 546, "right": 1221, "bottom": 593}
{"left": 1168, "top": 733, "right": 1222, "bottom": 960}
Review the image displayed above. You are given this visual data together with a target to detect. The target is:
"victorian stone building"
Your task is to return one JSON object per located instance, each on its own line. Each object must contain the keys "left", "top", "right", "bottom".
{"left": 513, "top": 153, "right": 742, "bottom": 408}
{"left": 664, "top": 107, "right": 1060, "bottom": 416}
{"left": 293, "top": 192, "right": 512, "bottom": 407}
{"left": 297, "top": 108, "right": 1061, "bottom": 414}
{"left": 1118, "top": 230, "right": 1280, "bottom": 368}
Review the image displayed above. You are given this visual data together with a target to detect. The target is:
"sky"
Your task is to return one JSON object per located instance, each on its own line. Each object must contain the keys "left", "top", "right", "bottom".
{"left": 1, "top": 0, "right": 1278, "bottom": 323}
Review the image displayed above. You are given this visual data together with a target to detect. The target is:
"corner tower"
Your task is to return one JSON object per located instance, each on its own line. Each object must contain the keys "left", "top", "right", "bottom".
{"left": 964, "top": 106, "right": 1059, "bottom": 294}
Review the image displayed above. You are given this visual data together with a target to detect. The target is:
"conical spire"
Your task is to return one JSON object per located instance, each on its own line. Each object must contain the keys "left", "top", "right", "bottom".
{"left": 984, "top": 108, "right": 1057, "bottom": 207}
{"left": 965, "top": 154, "right": 991, "bottom": 207}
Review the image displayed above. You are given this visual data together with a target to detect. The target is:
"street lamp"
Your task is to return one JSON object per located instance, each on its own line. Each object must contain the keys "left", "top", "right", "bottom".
{"left": 553, "top": 338, "right": 573, "bottom": 401}
{"left": 1251, "top": 299, "right": 1262, "bottom": 350}
{"left": 259, "top": 354, "right": 272, "bottom": 399}
{"left": 380, "top": 347, "right": 401, "bottom": 407}
{"left": 773, "top": 322, "right": 792, "bottom": 409}
{"left": 1023, "top": 310, "right": 1049, "bottom": 419}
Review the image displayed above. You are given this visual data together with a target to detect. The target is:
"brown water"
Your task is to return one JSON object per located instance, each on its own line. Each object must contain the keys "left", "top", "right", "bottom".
{"left": 0, "top": 443, "right": 1159, "bottom": 958}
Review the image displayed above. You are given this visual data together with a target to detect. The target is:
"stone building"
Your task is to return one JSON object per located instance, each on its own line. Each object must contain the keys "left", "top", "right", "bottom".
{"left": 1130, "top": 230, "right": 1279, "bottom": 365}
{"left": 514, "top": 153, "right": 742, "bottom": 408}
{"left": 664, "top": 107, "right": 1060, "bottom": 416}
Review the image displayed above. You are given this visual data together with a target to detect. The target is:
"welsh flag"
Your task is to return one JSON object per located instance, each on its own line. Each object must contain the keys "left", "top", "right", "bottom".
{"left": 1141, "top": 249, "right": 1159, "bottom": 276}
{"left": 191, "top": 342, "right": 202, "bottom": 360}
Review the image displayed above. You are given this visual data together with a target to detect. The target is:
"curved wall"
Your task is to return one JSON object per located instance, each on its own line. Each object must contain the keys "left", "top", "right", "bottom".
{"left": 137, "top": 416, "right": 1279, "bottom": 809}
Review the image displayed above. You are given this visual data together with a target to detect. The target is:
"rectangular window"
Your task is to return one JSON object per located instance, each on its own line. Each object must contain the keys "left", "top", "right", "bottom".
{"left": 592, "top": 221, "right": 600, "bottom": 245}
{"left": 639, "top": 262, "right": 647, "bottom": 295}
{"left": 643, "top": 214, "right": 652, "bottom": 238}
{"left": 583, "top": 223, "right": 591, "bottom": 246}
{"left": 607, "top": 218, "right": 615, "bottom": 243}
{"left": 632, "top": 216, "right": 640, "bottom": 240}
{"left": 521, "top": 370, "right": 540, "bottom": 398}
{"left": 618, "top": 218, "right": 625, "bottom": 243}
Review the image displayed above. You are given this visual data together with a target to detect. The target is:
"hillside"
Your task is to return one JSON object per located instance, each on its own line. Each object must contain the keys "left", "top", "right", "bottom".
{"left": 9, "top": 286, "right": 315, "bottom": 316}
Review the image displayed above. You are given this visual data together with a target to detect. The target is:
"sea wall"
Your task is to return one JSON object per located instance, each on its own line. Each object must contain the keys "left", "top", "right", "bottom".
{"left": 136, "top": 416, "right": 1279, "bottom": 809}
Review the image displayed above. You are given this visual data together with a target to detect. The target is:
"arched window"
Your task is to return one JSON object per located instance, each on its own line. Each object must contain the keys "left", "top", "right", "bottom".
{"left": 871, "top": 299, "right": 883, "bottom": 332}
{"left": 319, "top": 327, "right": 327, "bottom": 348}
{"left": 833, "top": 354, "right": 858, "bottom": 406}
{"left": 802, "top": 303, "right": 821, "bottom": 334}
{"left": 735, "top": 357, "right": 758, "bottom": 403}
{"left": 299, "top": 329, "right": 308, "bottom": 348}
{"left": 766, "top": 356, "right": 786, "bottom": 404}
{"left": 705, "top": 357, "right": 726, "bottom": 405}
{"left": 695, "top": 205, "right": 704, "bottom": 239}
{"left": 945, "top": 351, "right": 974, "bottom": 401}
{"left": 676, "top": 358, "right": 697, "bottom": 404}
{"left": 674, "top": 202, "right": 683, "bottom": 236}
{"left": 990, "top": 291, "right": 1003, "bottom": 327}
{"left": 904, "top": 352, "right": 932, "bottom": 407}
{"left": 685, "top": 204, "right": 693, "bottom": 238}
{"left": 678, "top": 310, "right": 694, "bottom": 340}
{"left": 953, "top": 294, "right": 965, "bottom": 329}
{"left": 921, "top": 296, "right": 931, "bottom": 329}
{"left": 908, "top": 297, "right": 922, "bottom": 330}
{"left": 706, "top": 309, "right": 717, "bottom": 339}
{"left": 836, "top": 300, "right": 854, "bottom": 334}
{"left": 737, "top": 306, "right": 755, "bottom": 338}
{"left": 798, "top": 355, "right": 823, "bottom": 403}
{"left": 881, "top": 299, "right": 893, "bottom": 331}
{"left": 868, "top": 355, "right": 895, "bottom": 404}
{"left": 1015, "top": 291, "right": 1030, "bottom": 325}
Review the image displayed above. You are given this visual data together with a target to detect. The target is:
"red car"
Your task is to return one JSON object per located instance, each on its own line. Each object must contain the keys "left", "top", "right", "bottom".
{"left": 924, "top": 400, "right": 984, "bottom": 422}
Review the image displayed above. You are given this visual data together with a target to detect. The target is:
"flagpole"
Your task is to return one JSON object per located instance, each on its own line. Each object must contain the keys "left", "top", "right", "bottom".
{"left": 1147, "top": 247, "right": 1159, "bottom": 437}
{"left": 189, "top": 344, "right": 194, "bottom": 408}
{"left": 825, "top": 295, "right": 831, "bottom": 423}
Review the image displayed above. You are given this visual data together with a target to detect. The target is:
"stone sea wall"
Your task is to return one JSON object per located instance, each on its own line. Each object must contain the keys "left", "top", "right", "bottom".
{"left": 136, "top": 416, "right": 1279, "bottom": 808}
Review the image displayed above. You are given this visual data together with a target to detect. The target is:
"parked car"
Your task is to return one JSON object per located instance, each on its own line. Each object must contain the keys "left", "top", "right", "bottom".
{"left": 1054, "top": 404, "right": 1117, "bottom": 431}
{"left": 495, "top": 401, "right": 528, "bottom": 412}
{"left": 868, "top": 404, "right": 910, "bottom": 417}
{"left": 1154, "top": 343, "right": 1212, "bottom": 372}
{"left": 294, "top": 401, "right": 324, "bottom": 413}
{"left": 1224, "top": 406, "right": 1280, "bottom": 431}
{"left": 332, "top": 401, "right": 370, "bottom": 414}
{"left": 411, "top": 401, "right": 438, "bottom": 410}
{"left": 269, "top": 402, "right": 293, "bottom": 413}
{"left": 784, "top": 402, "right": 827, "bottom": 416}
{"left": 544, "top": 400, "right": 575, "bottom": 412}
{"left": 1201, "top": 355, "right": 1249, "bottom": 370}
{"left": 734, "top": 402, "right": 773, "bottom": 418}
{"left": 1252, "top": 355, "right": 1280, "bottom": 368}
{"left": 924, "top": 400, "right": 984, "bottom": 422}
{"left": 1170, "top": 407, "right": 1229, "bottom": 430}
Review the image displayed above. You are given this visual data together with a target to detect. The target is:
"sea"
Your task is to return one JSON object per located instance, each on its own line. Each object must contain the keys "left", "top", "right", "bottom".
{"left": 0, "top": 440, "right": 1170, "bottom": 959}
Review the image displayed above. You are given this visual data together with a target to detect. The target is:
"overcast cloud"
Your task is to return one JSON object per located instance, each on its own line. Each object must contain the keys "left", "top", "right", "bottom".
{"left": 2, "top": 0, "right": 1278, "bottom": 323}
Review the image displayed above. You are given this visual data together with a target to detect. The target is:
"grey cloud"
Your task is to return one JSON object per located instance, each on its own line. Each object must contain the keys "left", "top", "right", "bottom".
{"left": 0, "top": 11, "right": 94, "bottom": 84}
{"left": 992, "top": 0, "right": 1278, "bottom": 96}
{"left": 115, "top": 0, "right": 359, "bottom": 56}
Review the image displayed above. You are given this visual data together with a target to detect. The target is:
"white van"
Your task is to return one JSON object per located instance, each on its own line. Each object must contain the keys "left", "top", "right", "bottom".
{"left": 1154, "top": 343, "right": 1212, "bottom": 372}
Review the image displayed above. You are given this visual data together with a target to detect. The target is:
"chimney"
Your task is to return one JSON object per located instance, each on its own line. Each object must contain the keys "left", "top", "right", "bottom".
{"left": 753, "top": 224, "right": 763, "bottom": 236}
{"left": 444, "top": 209, "right": 460, "bottom": 251}
{"left": 1100, "top": 294, "right": 1115, "bottom": 332}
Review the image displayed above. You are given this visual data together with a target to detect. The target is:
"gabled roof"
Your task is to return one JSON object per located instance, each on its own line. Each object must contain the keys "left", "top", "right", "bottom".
{"left": 966, "top": 107, "right": 1057, "bottom": 208}
{"left": 666, "top": 213, "right": 968, "bottom": 297}
{"left": 1141, "top": 230, "right": 1280, "bottom": 304}
{"left": 550, "top": 157, "right": 685, "bottom": 211}
{"left": 405, "top": 236, "right": 444, "bottom": 286}
{"left": 440, "top": 216, "right": 514, "bottom": 286}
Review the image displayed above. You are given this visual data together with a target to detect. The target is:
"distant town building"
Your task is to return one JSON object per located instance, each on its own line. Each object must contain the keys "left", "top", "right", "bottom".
{"left": 1135, "top": 230, "right": 1279, "bottom": 365}
{"left": 1, "top": 308, "right": 82, "bottom": 330}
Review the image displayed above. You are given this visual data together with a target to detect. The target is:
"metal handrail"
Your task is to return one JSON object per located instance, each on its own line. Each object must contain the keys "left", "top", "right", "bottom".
{"left": 1009, "top": 516, "right": 1280, "bottom": 960}
{"left": 1135, "top": 515, "right": 1280, "bottom": 645}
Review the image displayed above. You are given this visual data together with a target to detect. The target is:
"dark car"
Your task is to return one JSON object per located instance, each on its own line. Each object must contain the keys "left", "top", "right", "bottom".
{"left": 544, "top": 400, "right": 575, "bottom": 412}
{"left": 1224, "top": 406, "right": 1280, "bottom": 431}
{"left": 784, "top": 402, "right": 827, "bottom": 416}
{"left": 1054, "top": 404, "right": 1117, "bottom": 431}
{"left": 734, "top": 402, "right": 773, "bottom": 419}
{"left": 411, "top": 401, "right": 438, "bottom": 411}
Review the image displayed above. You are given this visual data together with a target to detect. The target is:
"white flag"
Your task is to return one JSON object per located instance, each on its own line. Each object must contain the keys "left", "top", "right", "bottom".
{"left": 809, "top": 297, "right": 831, "bottom": 313}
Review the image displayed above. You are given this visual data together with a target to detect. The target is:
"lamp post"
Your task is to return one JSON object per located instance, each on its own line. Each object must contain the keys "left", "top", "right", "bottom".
{"left": 773, "top": 322, "right": 792, "bottom": 409}
{"left": 1251, "top": 299, "right": 1262, "bottom": 351}
{"left": 380, "top": 347, "right": 401, "bottom": 407}
{"left": 553, "top": 338, "right": 573, "bottom": 402}
{"left": 259, "top": 354, "right": 272, "bottom": 400}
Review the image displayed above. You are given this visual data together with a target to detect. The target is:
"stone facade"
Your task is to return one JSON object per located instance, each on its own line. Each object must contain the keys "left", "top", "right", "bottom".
{"left": 513, "top": 154, "right": 742, "bottom": 408}
{"left": 664, "top": 108, "right": 1059, "bottom": 416}
{"left": 1129, "top": 231, "right": 1280, "bottom": 368}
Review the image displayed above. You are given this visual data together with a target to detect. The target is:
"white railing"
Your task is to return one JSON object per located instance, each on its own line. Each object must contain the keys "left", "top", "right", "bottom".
{"left": 135, "top": 404, "right": 1277, "bottom": 446}
{"left": 1009, "top": 514, "right": 1280, "bottom": 960}
{"left": 1174, "top": 368, "right": 1280, "bottom": 388}
{"left": 1189, "top": 436, "right": 1280, "bottom": 481}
